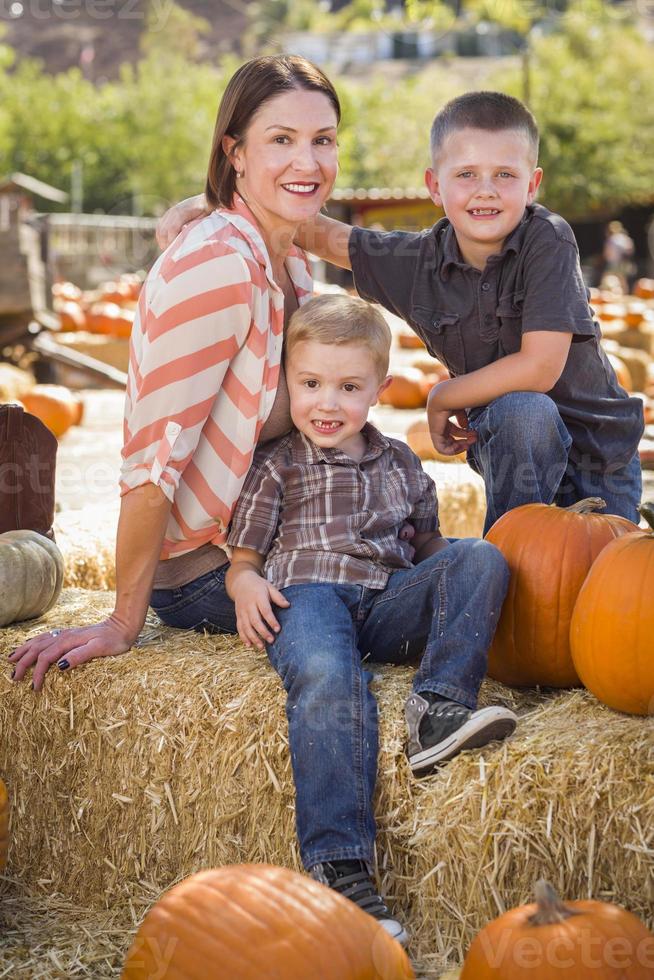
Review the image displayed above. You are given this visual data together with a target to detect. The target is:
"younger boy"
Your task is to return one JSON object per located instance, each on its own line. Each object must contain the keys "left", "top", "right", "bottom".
{"left": 225, "top": 294, "right": 516, "bottom": 944}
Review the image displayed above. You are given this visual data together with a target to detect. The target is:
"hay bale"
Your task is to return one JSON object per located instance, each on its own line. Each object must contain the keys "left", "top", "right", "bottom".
{"left": 1, "top": 589, "right": 652, "bottom": 978}
{"left": 55, "top": 508, "right": 117, "bottom": 590}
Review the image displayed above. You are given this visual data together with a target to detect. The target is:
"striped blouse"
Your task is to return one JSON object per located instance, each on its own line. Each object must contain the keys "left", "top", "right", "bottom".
{"left": 119, "top": 195, "right": 313, "bottom": 560}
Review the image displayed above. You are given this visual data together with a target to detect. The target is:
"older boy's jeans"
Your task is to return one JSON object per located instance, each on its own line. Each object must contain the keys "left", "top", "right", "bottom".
{"left": 467, "top": 392, "right": 642, "bottom": 535}
{"left": 265, "top": 539, "right": 509, "bottom": 871}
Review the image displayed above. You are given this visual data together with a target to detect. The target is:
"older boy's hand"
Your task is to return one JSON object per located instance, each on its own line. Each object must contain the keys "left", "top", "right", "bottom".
{"left": 427, "top": 405, "right": 477, "bottom": 456}
{"left": 231, "top": 572, "right": 290, "bottom": 650}
{"left": 155, "top": 193, "right": 209, "bottom": 250}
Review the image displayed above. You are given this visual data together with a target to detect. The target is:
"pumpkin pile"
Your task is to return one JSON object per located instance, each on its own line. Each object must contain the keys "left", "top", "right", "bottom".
{"left": 122, "top": 864, "right": 415, "bottom": 980}
{"left": 380, "top": 357, "right": 449, "bottom": 412}
{"left": 461, "top": 880, "right": 654, "bottom": 979}
{"left": 485, "top": 498, "right": 654, "bottom": 716}
{"left": 19, "top": 384, "right": 84, "bottom": 438}
{"left": 0, "top": 529, "right": 64, "bottom": 626}
{"left": 52, "top": 272, "right": 142, "bottom": 339}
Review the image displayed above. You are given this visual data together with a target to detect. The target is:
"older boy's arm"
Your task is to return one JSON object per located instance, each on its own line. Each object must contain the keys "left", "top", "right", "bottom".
{"left": 226, "top": 548, "right": 289, "bottom": 650}
{"left": 156, "top": 193, "right": 210, "bottom": 249}
{"left": 427, "top": 331, "right": 572, "bottom": 453}
{"left": 412, "top": 531, "right": 449, "bottom": 563}
{"left": 295, "top": 214, "right": 353, "bottom": 270}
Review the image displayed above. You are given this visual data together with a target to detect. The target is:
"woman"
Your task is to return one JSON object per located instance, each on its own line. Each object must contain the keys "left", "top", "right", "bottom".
{"left": 9, "top": 55, "right": 340, "bottom": 692}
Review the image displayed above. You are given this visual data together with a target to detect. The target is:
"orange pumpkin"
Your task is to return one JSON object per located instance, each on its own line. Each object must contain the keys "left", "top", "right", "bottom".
{"left": 410, "top": 357, "right": 450, "bottom": 382}
{"left": 55, "top": 299, "right": 86, "bottom": 331}
{"left": 379, "top": 368, "right": 427, "bottom": 409}
{"left": 86, "top": 302, "right": 135, "bottom": 339}
{"left": 98, "top": 280, "right": 135, "bottom": 306}
{"left": 0, "top": 778, "right": 8, "bottom": 872}
{"left": 119, "top": 272, "right": 143, "bottom": 301}
{"left": 485, "top": 498, "right": 637, "bottom": 688}
{"left": 607, "top": 352, "right": 633, "bottom": 392}
{"left": 21, "top": 385, "right": 84, "bottom": 438}
{"left": 52, "top": 280, "right": 82, "bottom": 304}
{"left": 570, "top": 502, "right": 654, "bottom": 716}
{"left": 397, "top": 331, "right": 426, "bottom": 350}
{"left": 406, "top": 417, "right": 465, "bottom": 462}
{"left": 121, "top": 864, "right": 414, "bottom": 980}
{"left": 461, "top": 880, "right": 654, "bottom": 979}
{"left": 634, "top": 278, "right": 654, "bottom": 300}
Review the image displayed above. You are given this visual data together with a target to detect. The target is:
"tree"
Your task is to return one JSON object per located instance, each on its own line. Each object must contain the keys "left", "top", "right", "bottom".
{"left": 491, "top": 3, "right": 654, "bottom": 216}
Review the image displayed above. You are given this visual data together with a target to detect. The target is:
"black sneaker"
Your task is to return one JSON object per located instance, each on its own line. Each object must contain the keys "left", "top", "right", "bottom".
{"left": 406, "top": 692, "right": 517, "bottom": 776}
{"left": 310, "top": 859, "right": 409, "bottom": 947}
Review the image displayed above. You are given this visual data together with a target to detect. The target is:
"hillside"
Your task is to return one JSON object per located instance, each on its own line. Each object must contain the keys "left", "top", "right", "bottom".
{"left": 3, "top": 0, "right": 249, "bottom": 79}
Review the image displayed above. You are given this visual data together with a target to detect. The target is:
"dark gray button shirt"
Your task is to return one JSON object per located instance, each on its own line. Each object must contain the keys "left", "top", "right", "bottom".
{"left": 349, "top": 203, "right": 644, "bottom": 472}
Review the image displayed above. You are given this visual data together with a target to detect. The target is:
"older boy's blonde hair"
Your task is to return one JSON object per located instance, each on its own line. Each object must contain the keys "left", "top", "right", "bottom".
{"left": 285, "top": 294, "right": 391, "bottom": 378}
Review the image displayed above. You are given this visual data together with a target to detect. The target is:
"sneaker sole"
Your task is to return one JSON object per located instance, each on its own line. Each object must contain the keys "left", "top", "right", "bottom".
{"left": 409, "top": 706, "right": 517, "bottom": 776}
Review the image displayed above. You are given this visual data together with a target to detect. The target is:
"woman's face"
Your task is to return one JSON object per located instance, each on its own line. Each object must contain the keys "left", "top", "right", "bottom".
{"left": 225, "top": 88, "right": 339, "bottom": 245}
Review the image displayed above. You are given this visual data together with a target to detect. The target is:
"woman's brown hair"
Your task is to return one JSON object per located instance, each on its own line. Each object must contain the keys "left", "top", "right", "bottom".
{"left": 205, "top": 55, "right": 341, "bottom": 210}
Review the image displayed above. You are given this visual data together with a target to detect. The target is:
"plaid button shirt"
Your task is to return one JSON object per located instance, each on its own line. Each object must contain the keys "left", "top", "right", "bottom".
{"left": 227, "top": 423, "right": 439, "bottom": 590}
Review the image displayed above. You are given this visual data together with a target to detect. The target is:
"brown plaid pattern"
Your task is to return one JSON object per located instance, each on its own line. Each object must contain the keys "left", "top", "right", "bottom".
{"left": 227, "top": 423, "right": 439, "bottom": 590}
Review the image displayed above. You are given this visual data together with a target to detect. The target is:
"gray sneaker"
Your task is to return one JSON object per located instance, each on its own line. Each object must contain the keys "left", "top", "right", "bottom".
{"left": 406, "top": 692, "right": 517, "bottom": 776}
{"left": 310, "top": 859, "right": 409, "bottom": 947}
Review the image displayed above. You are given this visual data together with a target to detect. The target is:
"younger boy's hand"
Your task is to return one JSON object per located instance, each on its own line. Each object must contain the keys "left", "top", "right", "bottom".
{"left": 427, "top": 406, "right": 477, "bottom": 456}
{"left": 232, "top": 572, "right": 290, "bottom": 650}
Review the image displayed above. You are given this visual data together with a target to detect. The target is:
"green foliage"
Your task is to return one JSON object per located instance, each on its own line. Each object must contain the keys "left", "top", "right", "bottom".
{"left": 491, "top": 6, "right": 654, "bottom": 215}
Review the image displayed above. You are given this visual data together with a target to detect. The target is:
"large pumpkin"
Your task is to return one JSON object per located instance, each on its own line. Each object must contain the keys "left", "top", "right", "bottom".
{"left": 0, "top": 778, "right": 8, "bottom": 872}
{"left": 461, "top": 880, "right": 654, "bottom": 979}
{"left": 570, "top": 503, "right": 654, "bottom": 715}
{"left": 21, "top": 385, "right": 84, "bottom": 438}
{"left": 485, "top": 499, "right": 636, "bottom": 688}
{"left": 122, "top": 864, "right": 414, "bottom": 980}
{"left": 86, "top": 302, "right": 135, "bottom": 339}
{"left": 0, "top": 530, "right": 64, "bottom": 626}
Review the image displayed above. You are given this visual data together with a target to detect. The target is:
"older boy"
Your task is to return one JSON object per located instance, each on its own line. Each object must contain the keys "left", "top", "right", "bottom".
{"left": 225, "top": 295, "right": 515, "bottom": 944}
{"left": 306, "top": 92, "right": 644, "bottom": 532}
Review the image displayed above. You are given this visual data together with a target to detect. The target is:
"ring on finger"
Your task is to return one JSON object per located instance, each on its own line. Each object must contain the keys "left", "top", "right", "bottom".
{"left": 50, "top": 629, "right": 62, "bottom": 637}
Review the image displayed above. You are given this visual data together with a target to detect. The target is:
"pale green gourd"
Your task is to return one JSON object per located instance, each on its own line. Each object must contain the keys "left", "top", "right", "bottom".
{"left": 0, "top": 530, "right": 64, "bottom": 626}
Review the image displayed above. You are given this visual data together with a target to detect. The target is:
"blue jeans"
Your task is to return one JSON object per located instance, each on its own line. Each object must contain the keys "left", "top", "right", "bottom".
{"left": 467, "top": 392, "right": 642, "bottom": 535}
{"left": 149, "top": 565, "right": 238, "bottom": 634}
{"left": 265, "top": 540, "right": 509, "bottom": 870}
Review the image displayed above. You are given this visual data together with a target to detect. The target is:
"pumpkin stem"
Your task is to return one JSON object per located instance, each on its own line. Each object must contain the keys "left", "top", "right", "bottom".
{"left": 527, "top": 881, "right": 581, "bottom": 926}
{"left": 564, "top": 497, "right": 606, "bottom": 514}
{"left": 639, "top": 503, "right": 654, "bottom": 532}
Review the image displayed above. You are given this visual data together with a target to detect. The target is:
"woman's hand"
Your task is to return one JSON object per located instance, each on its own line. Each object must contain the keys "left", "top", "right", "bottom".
{"left": 156, "top": 194, "right": 209, "bottom": 250}
{"left": 8, "top": 615, "right": 137, "bottom": 692}
{"left": 231, "top": 571, "right": 290, "bottom": 650}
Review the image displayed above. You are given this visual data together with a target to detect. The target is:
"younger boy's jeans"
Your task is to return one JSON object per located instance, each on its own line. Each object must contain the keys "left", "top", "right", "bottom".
{"left": 467, "top": 392, "right": 642, "bottom": 535}
{"left": 265, "top": 539, "right": 509, "bottom": 871}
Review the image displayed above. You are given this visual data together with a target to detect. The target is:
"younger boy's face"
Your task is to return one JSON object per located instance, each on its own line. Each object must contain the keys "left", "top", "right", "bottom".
{"left": 285, "top": 340, "right": 391, "bottom": 458}
{"left": 425, "top": 127, "right": 543, "bottom": 269}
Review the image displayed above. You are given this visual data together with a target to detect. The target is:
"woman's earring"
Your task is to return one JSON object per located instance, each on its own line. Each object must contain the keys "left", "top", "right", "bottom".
{"left": 236, "top": 170, "right": 244, "bottom": 179}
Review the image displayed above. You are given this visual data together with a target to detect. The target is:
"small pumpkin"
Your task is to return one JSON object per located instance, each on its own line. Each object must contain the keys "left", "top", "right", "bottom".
{"left": 86, "top": 302, "right": 135, "bottom": 339}
{"left": 0, "top": 529, "right": 64, "bottom": 626}
{"left": 52, "top": 280, "right": 82, "bottom": 304}
{"left": 634, "top": 278, "right": 654, "bottom": 300}
{"left": 21, "top": 385, "right": 84, "bottom": 438}
{"left": 122, "top": 864, "right": 414, "bottom": 980}
{"left": 570, "top": 502, "right": 654, "bottom": 715}
{"left": 379, "top": 368, "right": 427, "bottom": 409}
{"left": 461, "top": 880, "right": 654, "bottom": 979}
{"left": 55, "top": 299, "right": 86, "bottom": 332}
{"left": 0, "top": 778, "right": 8, "bottom": 872}
{"left": 397, "top": 331, "right": 426, "bottom": 350}
{"left": 485, "top": 498, "right": 637, "bottom": 688}
{"left": 406, "top": 417, "right": 465, "bottom": 462}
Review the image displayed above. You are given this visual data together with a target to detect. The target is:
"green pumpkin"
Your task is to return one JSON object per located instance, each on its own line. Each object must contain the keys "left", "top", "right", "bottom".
{"left": 0, "top": 530, "right": 64, "bottom": 626}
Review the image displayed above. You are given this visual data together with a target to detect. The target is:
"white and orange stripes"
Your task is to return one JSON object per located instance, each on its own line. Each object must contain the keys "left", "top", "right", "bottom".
{"left": 120, "top": 195, "right": 312, "bottom": 559}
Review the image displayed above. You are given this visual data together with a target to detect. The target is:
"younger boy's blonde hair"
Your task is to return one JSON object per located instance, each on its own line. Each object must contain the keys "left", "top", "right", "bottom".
{"left": 285, "top": 294, "right": 391, "bottom": 378}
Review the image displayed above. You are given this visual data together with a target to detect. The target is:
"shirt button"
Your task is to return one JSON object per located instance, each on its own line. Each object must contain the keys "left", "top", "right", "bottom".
{"left": 481, "top": 282, "right": 491, "bottom": 292}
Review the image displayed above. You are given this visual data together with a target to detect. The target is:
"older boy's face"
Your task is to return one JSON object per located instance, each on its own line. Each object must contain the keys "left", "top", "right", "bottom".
{"left": 425, "top": 127, "right": 543, "bottom": 269}
{"left": 286, "top": 340, "right": 391, "bottom": 459}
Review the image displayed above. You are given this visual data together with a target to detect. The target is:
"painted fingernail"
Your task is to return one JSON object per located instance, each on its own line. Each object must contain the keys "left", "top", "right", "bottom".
{"left": 57, "top": 659, "right": 70, "bottom": 671}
